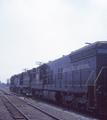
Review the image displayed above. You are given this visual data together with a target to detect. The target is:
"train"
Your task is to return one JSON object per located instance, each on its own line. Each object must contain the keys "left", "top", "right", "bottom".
{"left": 10, "top": 41, "right": 107, "bottom": 115}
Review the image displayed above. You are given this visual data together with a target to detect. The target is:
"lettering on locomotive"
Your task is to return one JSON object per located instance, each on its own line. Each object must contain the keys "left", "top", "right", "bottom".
{"left": 63, "top": 64, "right": 89, "bottom": 72}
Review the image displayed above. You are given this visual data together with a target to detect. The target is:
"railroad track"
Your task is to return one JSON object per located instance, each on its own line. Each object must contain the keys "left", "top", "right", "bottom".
{"left": 1, "top": 88, "right": 107, "bottom": 120}
{"left": 0, "top": 90, "right": 62, "bottom": 120}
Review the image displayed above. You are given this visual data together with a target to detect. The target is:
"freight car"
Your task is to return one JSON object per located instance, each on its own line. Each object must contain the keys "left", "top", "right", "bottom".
{"left": 10, "top": 41, "right": 107, "bottom": 115}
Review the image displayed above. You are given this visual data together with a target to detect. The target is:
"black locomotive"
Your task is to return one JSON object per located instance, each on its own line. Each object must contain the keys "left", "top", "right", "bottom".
{"left": 10, "top": 41, "right": 107, "bottom": 115}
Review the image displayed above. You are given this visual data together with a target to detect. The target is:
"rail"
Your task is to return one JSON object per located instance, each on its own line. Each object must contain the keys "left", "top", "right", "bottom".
{"left": 0, "top": 91, "right": 30, "bottom": 120}
{"left": 1, "top": 90, "right": 62, "bottom": 120}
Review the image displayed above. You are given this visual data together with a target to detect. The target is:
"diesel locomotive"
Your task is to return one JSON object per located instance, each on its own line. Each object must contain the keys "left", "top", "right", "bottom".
{"left": 10, "top": 41, "right": 107, "bottom": 115}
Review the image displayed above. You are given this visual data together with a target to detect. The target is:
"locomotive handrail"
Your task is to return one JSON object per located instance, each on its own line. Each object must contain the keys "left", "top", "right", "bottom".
{"left": 94, "top": 66, "right": 107, "bottom": 99}
{"left": 29, "top": 77, "right": 37, "bottom": 89}
{"left": 86, "top": 70, "right": 95, "bottom": 100}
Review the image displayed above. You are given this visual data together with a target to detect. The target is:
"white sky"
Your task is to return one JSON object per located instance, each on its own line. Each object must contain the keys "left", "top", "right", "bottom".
{"left": 0, "top": 0, "right": 107, "bottom": 83}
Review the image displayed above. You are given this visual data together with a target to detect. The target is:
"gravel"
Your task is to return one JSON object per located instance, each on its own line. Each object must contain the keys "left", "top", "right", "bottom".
{"left": 0, "top": 94, "right": 14, "bottom": 120}
{"left": 0, "top": 87, "right": 104, "bottom": 120}
{"left": 20, "top": 97, "right": 98, "bottom": 120}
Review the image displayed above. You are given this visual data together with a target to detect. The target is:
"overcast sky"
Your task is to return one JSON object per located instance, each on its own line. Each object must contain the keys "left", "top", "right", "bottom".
{"left": 0, "top": 0, "right": 107, "bottom": 83}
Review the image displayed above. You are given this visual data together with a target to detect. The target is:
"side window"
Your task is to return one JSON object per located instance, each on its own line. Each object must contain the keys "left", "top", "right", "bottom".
{"left": 51, "top": 70, "right": 53, "bottom": 80}
{"left": 76, "top": 53, "right": 81, "bottom": 59}
{"left": 58, "top": 68, "right": 63, "bottom": 79}
{"left": 40, "top": 69, "right": 43, "bottom": 79}
{"left": 70, "top": 48, "right": 96, "bottom": 62}
{"left": 48, "top": 69, "right": 53, "bottom": 80}
{"left": 88, "top": 48, "right": 95, "bottom": 55}
{"left": 61, "top": 68, "right": 63, "bottom": 79}
{"left": 82, "top": 50, "right": 88, "bottom": 57}
{"left": 72, "top": 55, "right": 76, "bottom": 60}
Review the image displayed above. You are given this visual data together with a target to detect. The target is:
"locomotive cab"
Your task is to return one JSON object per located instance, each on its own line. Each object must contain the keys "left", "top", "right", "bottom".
{"left": 87, "top": 42, "right": 107, "bottom": 114}
{"left": 95, "top": 43, "right": 107, "bottom": 114}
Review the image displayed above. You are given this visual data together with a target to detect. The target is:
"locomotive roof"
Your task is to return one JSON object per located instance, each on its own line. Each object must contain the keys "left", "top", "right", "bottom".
{"left": 45, "top": 41, "right": 107, "bottom": 66}
{"left": 69, "top": 41, "right": 107, "bottom": 56}
{"left": 10, "top": 41, "right": 107, "bottom": 76}
{"left": 47, "top": 54, "right": 70, "bottom": 66}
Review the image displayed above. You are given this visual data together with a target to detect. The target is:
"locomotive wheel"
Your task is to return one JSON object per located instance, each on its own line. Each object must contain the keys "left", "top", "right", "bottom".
{"left": 66, "top": 100, "right": 71, "bottom": 107}
{"left": 16, "top": 88, "right": 18, "bottom": 93}
{"left": 72, "top": 99, "right": 78, "bottom": 108}
{"left": 18, "top": 88, "right": 21, "bottom": 94}
{"left": 62, "top": 96, "right": 66, "bottom": 105}
{"left": 22, "top": 88, "right": 26, "bottom": 94}
{"left": 86, "top": 102, "right": 93, "bottom": 112}
{"left": 26, "top": 89, "right": 30, "bottom": 96}
{"left": 77, "top": 103, "right": 86, "bottom": 110}
{"left": 32, "top": 90, "right": 35, "bottom": 97}
{"left": 55, "top": 92, "right": 62, "bottom": 104}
